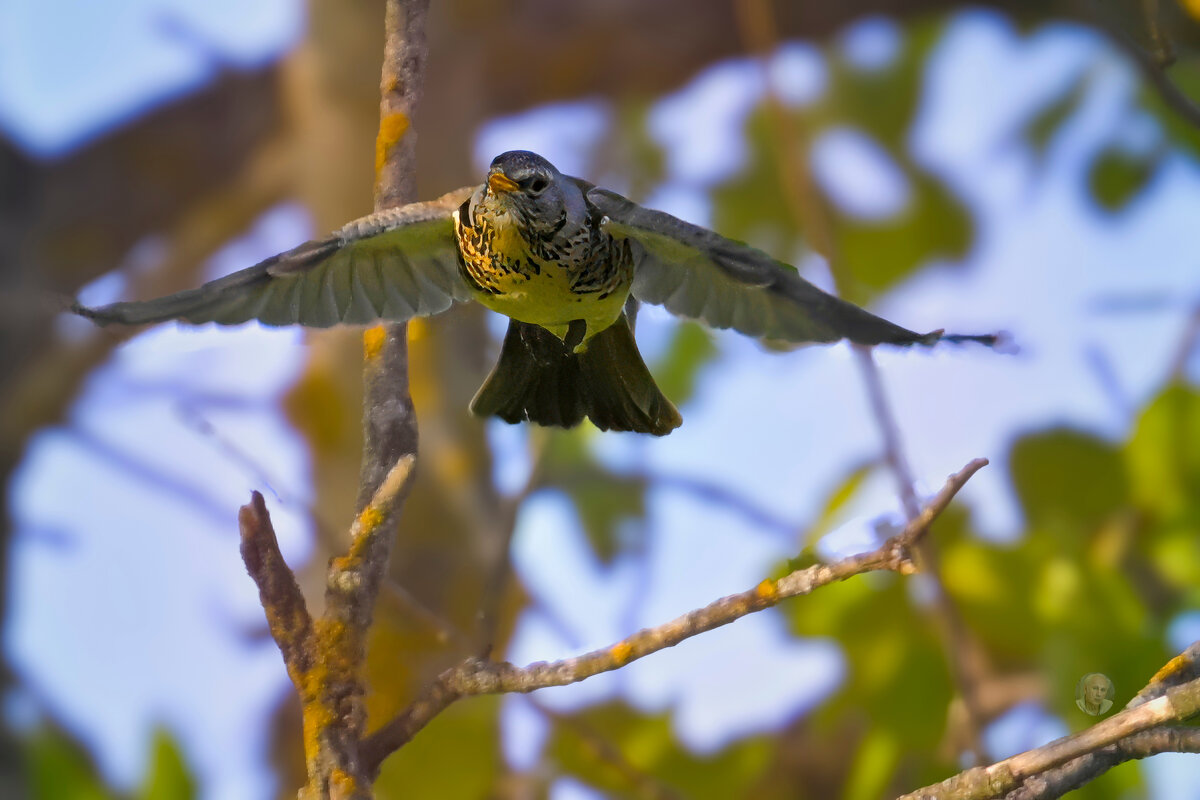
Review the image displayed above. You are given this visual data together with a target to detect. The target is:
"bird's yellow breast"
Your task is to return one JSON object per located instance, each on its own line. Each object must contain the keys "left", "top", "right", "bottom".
{"left": 454, "top": 206, "right": 632, "bottom": 345}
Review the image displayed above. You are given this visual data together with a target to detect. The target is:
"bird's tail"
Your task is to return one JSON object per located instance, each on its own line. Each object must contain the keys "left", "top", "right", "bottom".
{"left": 470, "top": 315, "right": 682, "bottom": 436}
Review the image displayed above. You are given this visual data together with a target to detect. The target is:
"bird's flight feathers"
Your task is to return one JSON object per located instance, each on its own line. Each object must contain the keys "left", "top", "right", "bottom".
{"left": 586, "top": 187, "right": 949, "bottom": 347}
{"left": 75, "top": 187, "right": 476, "bottom": 328}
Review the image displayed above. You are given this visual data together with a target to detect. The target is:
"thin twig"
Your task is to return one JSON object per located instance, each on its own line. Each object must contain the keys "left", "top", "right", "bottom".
{"left": 735, "top": 0, "right": 995, "bottom": 763}
{"left": 1139, "top": 0, "right": 1175, "bottom": 68}
{"left": 360, "top": 458, "right": 988, "bottom": 775}
{"left": 854, "top": 346, "right": 991, "bottom": 763}
{"left": 1167, "top": 302, "right": 1200, "bottom": 381}
{"left": 381, "top": 579, "right": 471, "bottom": 648}
{"left": 476, "top": 435, "right": 550, "bottom": 658}
{"left": 1079, "top": 0, "right": 1200, "bottom": 129}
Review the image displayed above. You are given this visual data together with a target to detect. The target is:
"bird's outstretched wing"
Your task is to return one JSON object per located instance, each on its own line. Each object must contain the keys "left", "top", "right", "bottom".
{"left": 587, "top": 187, "right": 994, "bottom": 347}
{"left": 75, "top": 187, "right": 477, "bottom": 327}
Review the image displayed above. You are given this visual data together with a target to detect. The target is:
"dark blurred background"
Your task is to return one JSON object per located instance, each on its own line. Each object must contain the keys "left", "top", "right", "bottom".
{"left": 2, "top": 1, "right": 1199, "bottom": 798}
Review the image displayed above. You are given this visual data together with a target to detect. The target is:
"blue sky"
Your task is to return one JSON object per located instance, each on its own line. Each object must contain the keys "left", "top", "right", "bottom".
{"left": 3, "top": 4, "right": 1199, "bottom": 799}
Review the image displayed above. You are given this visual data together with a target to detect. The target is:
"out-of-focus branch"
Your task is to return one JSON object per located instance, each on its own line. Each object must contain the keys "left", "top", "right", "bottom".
{"left": 1139, "top": 0, "right": 1175, "bottom": 67}
{"left": 735, "top": 0, "right": 996, "bottom": 763}
{"left": 359, "top": 458, "right": 988, "bottom": 775}
{"left": 1167, "top": 302, "right": 1200, "bottom": 381}
{"left": 852, "top": 343, "right": 992, "bottom": 761}
{"left": 1077, "top": 0, "right": 1200, "bottom": 130}
{"left": 899, "top": 642, "right": 1200, "bottom": 800}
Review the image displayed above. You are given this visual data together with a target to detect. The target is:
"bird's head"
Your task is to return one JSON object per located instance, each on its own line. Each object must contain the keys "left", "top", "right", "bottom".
{"left": 484, "top": 151, "right": 571, "bottom": 231}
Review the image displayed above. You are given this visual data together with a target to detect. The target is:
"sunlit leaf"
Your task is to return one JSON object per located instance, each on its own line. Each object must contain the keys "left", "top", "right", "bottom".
{"left": 27, "top": 728, "right": 112, "bottom": 800}
{"left": 1009, "top": 429, "right": 1129, "bottom": 541}
{"left": 1125, "top": 383, "right": 1200, "bottom": 519}
{"left": 844, "top": 727, "right": 898, "bottom": 800}
{"left": 803, "top": 462, "right": 876, "bottom": 550}
{"left": 136, "top": 729, "right": 196, "bottom": 800}
{"left": 546, "top": 702, "right": 775, "bottom": 799}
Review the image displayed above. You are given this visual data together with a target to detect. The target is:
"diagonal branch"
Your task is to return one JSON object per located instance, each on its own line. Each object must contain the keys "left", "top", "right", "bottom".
{"left": 899, "top": 642, "right": 1200, "bottom": 800}
{"left": 1000, "top": 726, "right": 1200, "bottom": 800}
{"left": 239, "top": 492, "right": 314, "bottom": 683}
{"left": 359, "top": 457, "right": 989, "bottom": 775}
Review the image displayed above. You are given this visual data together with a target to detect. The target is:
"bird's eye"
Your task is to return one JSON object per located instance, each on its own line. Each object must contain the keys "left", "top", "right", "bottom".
{"left": 528, "top": 177, "right": 548, "bottom": 194}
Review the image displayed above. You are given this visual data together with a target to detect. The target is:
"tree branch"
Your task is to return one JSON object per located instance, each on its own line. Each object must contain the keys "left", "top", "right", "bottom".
{"left": 1077, "top": 0, "right": 1200, "bottom": 131}
{"left": 238, "top": 2, "right": 430, "bottom": 797}
{"left": 239, "top": 492, "right": 315, "bottom": 683}
{"left": 899, "top": 642, "right": 1200, "bottom": 800}
{"left": 1000, "top": 726, "right": 1200, "bottom": 800}
{"left": 359, "top": 458, "right": 989, "bottom": 775}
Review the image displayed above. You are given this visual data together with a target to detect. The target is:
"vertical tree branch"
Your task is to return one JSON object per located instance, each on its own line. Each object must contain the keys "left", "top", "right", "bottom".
{"left": 240, "top": 3, "right": 431, "bottom": 798}
{"left": 359, "top": 0, "right": 430, "bottom": 507}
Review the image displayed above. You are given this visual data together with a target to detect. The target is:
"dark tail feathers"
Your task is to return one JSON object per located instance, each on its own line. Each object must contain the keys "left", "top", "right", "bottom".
{"left": 470, "top": 316, "right": 682, "bottom": 436}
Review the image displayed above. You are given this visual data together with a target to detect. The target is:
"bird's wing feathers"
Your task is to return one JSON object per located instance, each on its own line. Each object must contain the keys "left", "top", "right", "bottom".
{"left": 76, "top": 186, "right": 477, "bottom": 328}
{"left": 587, "top": 187, "right": 941, "bottom": 346}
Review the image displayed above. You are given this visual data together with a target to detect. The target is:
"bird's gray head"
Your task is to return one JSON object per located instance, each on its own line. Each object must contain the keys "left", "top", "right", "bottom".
{"left": 484, "top": 150, "right": 575, "bottom": 233}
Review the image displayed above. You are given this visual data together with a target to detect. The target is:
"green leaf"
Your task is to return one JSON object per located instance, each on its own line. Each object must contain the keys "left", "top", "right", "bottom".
{"left": 1023, "top": 77, "right": 1087, "bottom": 156}
{"left": 27, "top": 727, "right": 112, "bottom": 800}
{"left": 1125, "top": 383, "right": 1200, "bottom": 519}
{"left": 375, "top": 697, "right": 501, "bottom": 799}
{"left": 649, "top": 320, "right": 717, "bottom": 407}
{"left": 136, "top": 729, "right": 195, "bottom": 800}
{"left": 802, "top": 461, "right": 875, "bottom": 550}
{"left": 546, "top": 702, "right": 774, "bottom": 799}
{"left": 832, "top": 165, "right": 972, "bottom": 299}
{"left": 1135, "top": 56, "right": 1200, "bottom": 155}
{"left": 710, "top": 17, "right": 972, "bottom": 305}
{"left": 1009, "top": 429, "right": 1129, "bottom": 540}
{"left": 844, "top": 728, "right": 899, "bottom": 800}
{"left": 1088, "top": 148, "right": 1159, "bottom": 211}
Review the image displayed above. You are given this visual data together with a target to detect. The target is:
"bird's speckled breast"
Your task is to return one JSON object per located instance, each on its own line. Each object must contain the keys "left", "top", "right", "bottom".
{"left": 453, "top": 197, "right": 633, "bottom": 343}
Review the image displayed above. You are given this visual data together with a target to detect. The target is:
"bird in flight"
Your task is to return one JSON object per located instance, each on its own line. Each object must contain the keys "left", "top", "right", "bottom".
{"left": 75, "top": 150, "right": 995, "bottom": 436}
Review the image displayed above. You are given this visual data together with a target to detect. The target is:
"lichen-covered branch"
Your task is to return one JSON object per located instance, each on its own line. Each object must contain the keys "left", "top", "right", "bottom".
{"left": 237, "top": 3, "right": 429, "bottom": 796}
{"left": 899, "top": 643, "right": 1200, "bottom": 800}
{"left": 1000, "top": 726, "right": 1200, "bottom": 800}
{"left": 359, "top": 458, "right": 989, "bottom": 775}
{"left": 239, "top": 492, "right": 315, "bottom": 683}
{"left": 240, "top": 456, "right": 416, "bottom": 799}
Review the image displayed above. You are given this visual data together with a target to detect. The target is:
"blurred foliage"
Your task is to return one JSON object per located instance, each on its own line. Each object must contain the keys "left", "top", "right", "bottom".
{"left": 375, "top": 698, "right": 502, "bottom": 800}
{"left": 7, "top": 2, "right": 1200, "bottom": 799}
{"left": 712, "top": 17, "right": 972, "bottom": 304}
{"left": 772, "top": 383, "right": 1199, "bottom": 797}
{"left": 545, "top": 702, "right": 780, "bottom": 799}
{"left": 28, "top": 727, "right": 195, "bottom": 800}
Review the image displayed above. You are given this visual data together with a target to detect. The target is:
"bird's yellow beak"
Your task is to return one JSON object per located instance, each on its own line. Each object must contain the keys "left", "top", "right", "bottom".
{"left": 488, "top": 172, "right": 520, "bottom": 194}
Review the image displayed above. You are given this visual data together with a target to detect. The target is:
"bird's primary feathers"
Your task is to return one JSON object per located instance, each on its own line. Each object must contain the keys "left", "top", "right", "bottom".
{"left": 75, "top": 150, "right": 995, "bottom": 436}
